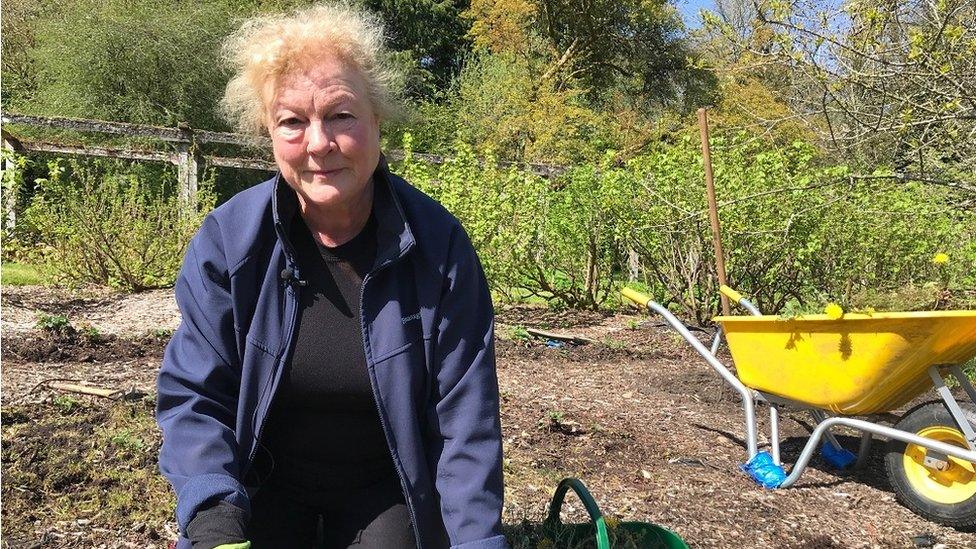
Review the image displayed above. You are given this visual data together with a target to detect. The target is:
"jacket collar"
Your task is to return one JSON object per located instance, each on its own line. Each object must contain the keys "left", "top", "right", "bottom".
{"left": 271, "top": 155, "right": 416, "bottom": 273}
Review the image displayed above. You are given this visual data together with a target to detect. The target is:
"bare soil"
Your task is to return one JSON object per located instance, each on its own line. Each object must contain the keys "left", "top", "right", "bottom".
{"left": 2, "top": 286, "right": 974, "bottom": 548}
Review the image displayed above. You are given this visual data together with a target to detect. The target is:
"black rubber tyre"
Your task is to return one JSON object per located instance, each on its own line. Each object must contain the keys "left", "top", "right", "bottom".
{"left": 884, "top": 401, "right": 976, "bottom": 531}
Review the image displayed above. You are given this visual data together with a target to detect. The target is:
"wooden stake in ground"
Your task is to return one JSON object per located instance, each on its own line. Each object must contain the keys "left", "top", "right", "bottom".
{"left": 698, "top": 108, "right": 731, "bottom": 316}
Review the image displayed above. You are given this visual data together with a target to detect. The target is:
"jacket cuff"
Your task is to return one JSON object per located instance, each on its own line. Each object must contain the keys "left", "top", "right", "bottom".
{"left": 176, "top": 473, "right": 249, "bottom": 533}
{"left": 452, "top": 534, "right": 510, "bottom": 549}
{"left": 186, "top": 501, "right": 248, "bottom": 549}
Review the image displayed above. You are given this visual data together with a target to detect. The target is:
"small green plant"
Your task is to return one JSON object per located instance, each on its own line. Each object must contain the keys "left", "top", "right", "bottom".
{"left": 109, "top": 429, "right": 145, "bottom": 451}
{"left": 150, "top": 328, "right": 174, "bottom": 340}
{"left": 36, "top": 314, "right": 73, "bottom": 336}
{"left": 625, "top": 318, "right": 642, "bottom": 330}
{"left": 77, "top": 324, "right": 103, "bottom": 344}
{"left": 541, "top": 410, "right": 566, "bottom": 432}
{"left": 52, "top": 395, "right": 81, "bottom": 414}
{"left": 511, "top": 325, "right": 531, "bottom": 341}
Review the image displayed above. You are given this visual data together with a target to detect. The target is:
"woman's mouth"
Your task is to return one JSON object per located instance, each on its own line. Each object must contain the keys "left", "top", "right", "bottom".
{"left": 308, "top": 168, "right": 344, "bottom": 177}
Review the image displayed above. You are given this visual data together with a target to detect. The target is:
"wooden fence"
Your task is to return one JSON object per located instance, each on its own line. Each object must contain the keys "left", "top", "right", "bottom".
{"left": 1, "top": 112, "right": 566, "bottom": 228}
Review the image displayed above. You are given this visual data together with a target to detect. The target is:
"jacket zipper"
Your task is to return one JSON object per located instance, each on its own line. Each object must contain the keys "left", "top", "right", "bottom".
{"left": 242, "top": 271, "right": 301, "bottom": 478}
{"left": 360, "top": 264, "right": 423, "bottom": 548}
{"left": 244, "top": 192, "right": 303, "bottom": 479}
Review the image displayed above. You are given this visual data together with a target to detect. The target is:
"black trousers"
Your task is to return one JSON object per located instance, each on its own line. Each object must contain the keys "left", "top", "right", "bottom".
{"left": 246, "top": 474, "right": 416, "bottom": 548}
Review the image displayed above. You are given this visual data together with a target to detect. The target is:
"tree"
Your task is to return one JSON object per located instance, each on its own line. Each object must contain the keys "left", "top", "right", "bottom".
{"left": 707, "top": 0, "right": 976, "bottom": 193}
{"left": 362, "top": 0, "right": 473, "bottom": 97}
{"left": 25, "top": 0, "right": 238, "bottom": 129}
{"left": 466, "top": 0, "right": 716, "bottom": 112}
{"left": 0, "top": 0, "right": 64, "bottom": 110}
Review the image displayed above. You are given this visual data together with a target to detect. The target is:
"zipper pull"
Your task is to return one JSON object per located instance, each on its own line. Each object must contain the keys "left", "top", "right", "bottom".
{"left": 279, "top": 267, "right": 307, "bottom": 287}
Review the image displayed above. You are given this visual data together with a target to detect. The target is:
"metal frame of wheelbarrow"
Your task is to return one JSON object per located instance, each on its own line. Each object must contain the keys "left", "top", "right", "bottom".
{"left": 621, "top": 287, "right": 976, "bottom": 488}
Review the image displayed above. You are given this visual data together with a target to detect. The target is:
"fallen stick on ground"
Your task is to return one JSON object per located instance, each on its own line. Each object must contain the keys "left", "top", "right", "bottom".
{"left": 47, "top": 382, "right": 123, "bottom": 399}
{"left": 524, "top": 328, "right": 596, "bottom": 345}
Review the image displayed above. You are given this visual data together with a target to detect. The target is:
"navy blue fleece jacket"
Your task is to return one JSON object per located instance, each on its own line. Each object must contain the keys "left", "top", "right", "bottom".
{"left": 156, "top": 161, "right": 507, "bottom": 549}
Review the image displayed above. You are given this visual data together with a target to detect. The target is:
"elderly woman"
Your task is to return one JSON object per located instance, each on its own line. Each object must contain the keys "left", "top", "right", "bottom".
{"left": 156, "top": 4, "right": 507, "bottom": 549}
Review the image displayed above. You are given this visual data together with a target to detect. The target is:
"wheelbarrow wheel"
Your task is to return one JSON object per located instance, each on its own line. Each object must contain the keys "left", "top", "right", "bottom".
{"left": 884, "top": 401, "right": 976, "bottom": 531}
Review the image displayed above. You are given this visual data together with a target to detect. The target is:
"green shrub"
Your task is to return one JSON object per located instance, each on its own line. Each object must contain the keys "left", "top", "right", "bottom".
{"left": 22, "top": 158, "right": 214, "bottom": 291}
{"left": 23, "top": 0, "right": 236, "bottom": 129}
{"left": 393, "top": 131, "right": 976, "bottom": 318}
{"left": 620, "top": 133, "right": 975, "bottom": 321}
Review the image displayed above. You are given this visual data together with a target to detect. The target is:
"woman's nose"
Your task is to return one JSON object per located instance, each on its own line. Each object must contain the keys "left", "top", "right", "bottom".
{"left": 306, "top": 121, "right": 336, "bottom": 155}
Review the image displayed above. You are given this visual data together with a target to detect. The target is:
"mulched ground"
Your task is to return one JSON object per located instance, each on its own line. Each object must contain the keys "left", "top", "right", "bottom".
{"left": 2, "top": 286, "right": 974, "bottom": 548}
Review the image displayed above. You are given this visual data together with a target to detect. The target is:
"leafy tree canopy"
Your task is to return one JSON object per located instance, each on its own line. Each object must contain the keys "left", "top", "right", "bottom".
{"left": 23, "top": 0, "right": 238, "bottom": 129}
{"left": 362, "top": 0, "right": 473, "bottom": 97}
{"left": 466, "top": 0, "right": 717, "bottom": 111}
{"left": 704, "top": 0, "right": 976, "bottom": 193}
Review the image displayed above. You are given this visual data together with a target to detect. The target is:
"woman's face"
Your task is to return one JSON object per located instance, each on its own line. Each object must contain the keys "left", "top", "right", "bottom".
{"left": 267, "top": 56, "right": 380, "bottom": 211}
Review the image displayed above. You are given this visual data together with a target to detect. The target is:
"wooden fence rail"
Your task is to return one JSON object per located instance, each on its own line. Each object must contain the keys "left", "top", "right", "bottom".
{"left": 1, "top": 112, "right": 566, "bottom": 228}
{"left": 1, "top": 113, "right": 277, "bottom": 208}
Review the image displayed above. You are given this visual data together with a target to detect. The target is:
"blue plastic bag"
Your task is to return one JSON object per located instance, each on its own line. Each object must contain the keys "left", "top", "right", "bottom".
{"left": 741, "top": 451, "right": 786, "bottom": 488}
{"left": 821, "top": 442, "right": 857, "bottom": 469}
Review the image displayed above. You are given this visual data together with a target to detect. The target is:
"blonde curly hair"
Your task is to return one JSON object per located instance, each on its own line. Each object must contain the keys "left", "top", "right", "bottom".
{"left": 221, "top": 2, "right": 400, "bottom": 135}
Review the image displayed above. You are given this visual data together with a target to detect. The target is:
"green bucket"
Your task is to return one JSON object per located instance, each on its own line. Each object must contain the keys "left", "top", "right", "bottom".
{"left": 542, "top": 478, "right": 689, "bottom": 549}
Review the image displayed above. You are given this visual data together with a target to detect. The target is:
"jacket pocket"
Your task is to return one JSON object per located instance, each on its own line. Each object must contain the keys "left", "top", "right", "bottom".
{"left": 371, "top": 335, "right": 425, "bottom": 364}
{"left": 245, "top": 333, "right": 277, "bottom": 357}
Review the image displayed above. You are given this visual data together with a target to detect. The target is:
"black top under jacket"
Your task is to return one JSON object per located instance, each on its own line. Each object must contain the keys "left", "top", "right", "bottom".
{"left": 260, "top": 208, "right": 398, "bottom": 491}
{"left": 188, "top": 206, "right": 404, "bottom": 549}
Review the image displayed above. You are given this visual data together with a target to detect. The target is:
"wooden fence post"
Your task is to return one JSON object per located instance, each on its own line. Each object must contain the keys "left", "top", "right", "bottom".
{"left": 176, "top": 126, "right": 198, "bottom": 207}
{"left": 2, "top": 131, "right": 23, "bottom": 230}
{"left": 627, "top": 247, "right": 640, "bottom": 282}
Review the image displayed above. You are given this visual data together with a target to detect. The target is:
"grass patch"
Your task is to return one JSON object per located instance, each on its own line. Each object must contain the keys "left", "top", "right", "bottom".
{"left": 493, "top": 287, "right": 552, "bottom": 307}
{"left": 1, "top": 262, "right": 50, "bottom": 286}
{"left": 1, "top": 396, "right": 173, "bottom": 542}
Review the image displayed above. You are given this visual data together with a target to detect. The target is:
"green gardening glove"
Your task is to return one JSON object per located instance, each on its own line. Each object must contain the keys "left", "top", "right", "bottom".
{"left": 213, "top": 543, "right": 250, "bottom": 549}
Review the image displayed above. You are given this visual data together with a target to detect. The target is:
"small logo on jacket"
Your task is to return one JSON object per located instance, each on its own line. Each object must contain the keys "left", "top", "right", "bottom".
{"left": 401, "top": 312, "right": 421, "bottom": 324}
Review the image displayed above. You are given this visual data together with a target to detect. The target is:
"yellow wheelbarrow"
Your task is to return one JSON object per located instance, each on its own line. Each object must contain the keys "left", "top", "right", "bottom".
{"left": 621, "top": 286, "right": 976, "bottom": 530}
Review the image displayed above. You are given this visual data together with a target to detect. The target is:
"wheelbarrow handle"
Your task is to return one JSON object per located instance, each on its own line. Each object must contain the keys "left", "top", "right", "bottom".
{"left": 719, "top": 284, "right": 743, "bottom": 303}
{"left": 544, "top": 478, "right": 611, "bottom": 549}
{"left": 620, "top": 287, "right": 651, "bottom": 307}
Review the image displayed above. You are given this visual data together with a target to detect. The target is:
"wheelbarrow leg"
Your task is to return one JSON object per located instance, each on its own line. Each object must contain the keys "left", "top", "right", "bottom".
{"left": 645, "top": 301, "right": 759, "bottom": 459}
{"left": 929, "top": 365, "right": 976, "bottom": 452}
{"left": 854, "top": 432, "right": 873, "bottom": 469}
{"left": 810, "top": 410, "right": 845, "bottom": 451}
{"left": 948, "top": 365, "right": 976, "bottom": 406}
{"left": 769, "top": 403, "right": 782, "bottom": 465}
{"left": 710, "top": 329, "right": 722, "bottom": 354}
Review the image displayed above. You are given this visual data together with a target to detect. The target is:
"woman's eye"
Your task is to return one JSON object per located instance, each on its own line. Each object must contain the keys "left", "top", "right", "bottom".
{"left": 334, "top": 112, "right": 355, "bottom": 120}
{"left": 279, "top": 117, "right": 303, "bottom": 127}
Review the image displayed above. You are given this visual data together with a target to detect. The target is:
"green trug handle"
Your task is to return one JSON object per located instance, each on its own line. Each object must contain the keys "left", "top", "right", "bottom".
{"left": 544, "top": 478, "right": 610, "bottom": 549}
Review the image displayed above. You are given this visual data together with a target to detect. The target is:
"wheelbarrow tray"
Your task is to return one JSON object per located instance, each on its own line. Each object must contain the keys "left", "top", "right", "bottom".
{"left": 714, "top": 310, "right": 976, "bottom": 414}
{"left": 542, "top": 521, "right": 688, "bottom": 549}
